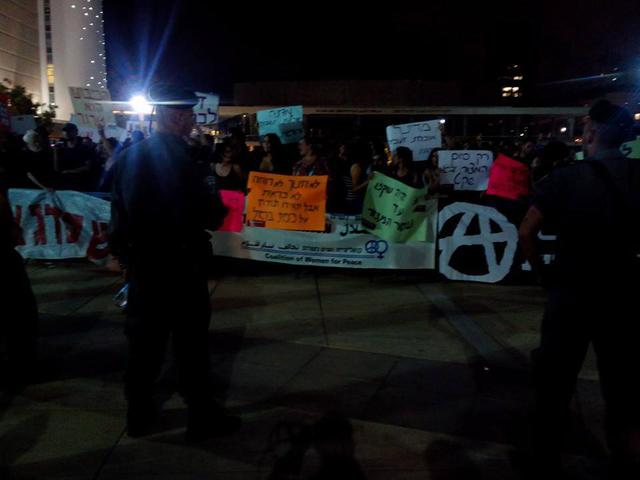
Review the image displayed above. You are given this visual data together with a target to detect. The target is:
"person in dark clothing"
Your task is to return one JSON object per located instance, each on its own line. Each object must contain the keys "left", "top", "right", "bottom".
{"left": 0, "top": 191, "right": 38, "bottom": 392}
{"left": 519, "top": 99, "right": 640, "bottom": 478}
{"left": 253, "top": 133, "right": 289, "bottom": 174}
{"left": 109, "top": 83, "right": 239, "bottom": 442}
{"left": 391, "top": 146, "right": 422, "bottom": 188}
{"left": 22, "top": 129, "right": 55, "bottom": 188}
{"left": 213, "top": 142, "right": 245, "bottom": 191}
{"left": 53, "top": 122, "right": 99, "bottom": 191}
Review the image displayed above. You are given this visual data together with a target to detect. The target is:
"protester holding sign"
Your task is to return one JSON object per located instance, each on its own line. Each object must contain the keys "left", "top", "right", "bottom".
{"left": 422, "top": 148, "right": 441, "bottom": 194}
{"left": 391, "top": 147, "right": 422, "bottom": 189}
{"left": 53, "top": 122, "right": 100, "bottom": 191}
{"left": 213, "top": 142, "right": 245, "bottom": 191}
{"left": 253, "top": 133, "right": 290, "bottom": 174}
{"left": 0, "top": 190, "right": 38, "bottom": 391}
{"left": 293, "top": 137, "right": 329, "bottom": 176}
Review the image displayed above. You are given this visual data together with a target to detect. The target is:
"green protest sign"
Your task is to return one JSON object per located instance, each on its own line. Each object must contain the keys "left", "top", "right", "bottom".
{"left": 362, "top": 172, "right": 430, "bottom": 243}
{"left": 621, "top": 138, "right": 640, "bottom": 159}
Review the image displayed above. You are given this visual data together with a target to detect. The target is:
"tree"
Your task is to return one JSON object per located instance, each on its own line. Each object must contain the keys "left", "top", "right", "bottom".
{"left": 0, "top": 78, "right": 57, "bottom": 129}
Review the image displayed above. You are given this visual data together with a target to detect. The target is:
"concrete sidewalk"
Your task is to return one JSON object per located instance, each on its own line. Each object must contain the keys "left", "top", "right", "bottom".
{"left": 0, "top": 261, "right": 608, "bottom": 479}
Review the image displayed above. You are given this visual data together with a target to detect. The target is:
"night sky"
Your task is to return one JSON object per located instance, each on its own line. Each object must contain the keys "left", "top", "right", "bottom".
{"left": 104, "top": 0, "right": 640, "bottom": 102}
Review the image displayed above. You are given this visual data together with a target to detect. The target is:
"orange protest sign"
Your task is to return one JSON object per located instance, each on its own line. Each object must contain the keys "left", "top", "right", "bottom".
{"left": 486, "top": 153, "right": 531, "bottom": 201}
{"left": 246, "top": 172, "right": 328, "bottom": 231}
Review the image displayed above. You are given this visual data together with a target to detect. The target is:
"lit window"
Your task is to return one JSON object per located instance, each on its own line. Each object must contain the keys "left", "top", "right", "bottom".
{"left": 502, "top": 87, "right": 512, "bottom": 92}
{"left": 512, "top": 87, "right": 520, "bottom": 92}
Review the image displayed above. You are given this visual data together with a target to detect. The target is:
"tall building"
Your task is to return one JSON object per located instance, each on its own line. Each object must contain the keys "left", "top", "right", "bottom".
{"left": 0, "top": 0, "right": 42, "bottom": 102}
{"left": 0, "top": 0, "right": 107, "bottom": 121}
{"left": 39, "top": 0, "right": 107, "bottom": 120}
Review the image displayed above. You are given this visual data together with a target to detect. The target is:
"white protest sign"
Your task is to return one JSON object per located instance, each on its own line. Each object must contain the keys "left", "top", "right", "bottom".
{"left": 9, "top": 189, "right": 111, "bottom": 262}
{"left": 386, "top": 120, "right": 442, "bottom": 161}
{"left": 438, "top": 150, "right": 493, "bottom": 191}
{"left": 438, "top": 202, "right": 518, "bottom": 283}
{"left": 257, "top": 106, "right": 304, "bottom": 144}
{"left": 69, "top": 86, "right": 115, "bottom": 129}
{"left": 10, "top": 115, "right": 37, "bottom": 135}
{"left": 194, "top": 92, "right": 219, "bottom": 125}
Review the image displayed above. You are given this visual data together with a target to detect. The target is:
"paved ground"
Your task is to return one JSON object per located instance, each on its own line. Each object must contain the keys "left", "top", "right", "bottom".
{"left": 0, "top": 259, "right": 610, "bottom": 479}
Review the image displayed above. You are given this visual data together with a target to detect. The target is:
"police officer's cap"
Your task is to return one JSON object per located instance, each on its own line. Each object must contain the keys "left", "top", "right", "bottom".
{"left": 148, "top": 83, "right": 198, "bottom": 110}
{"left": 589, "top": 99, "right": 633, "bottom": 129}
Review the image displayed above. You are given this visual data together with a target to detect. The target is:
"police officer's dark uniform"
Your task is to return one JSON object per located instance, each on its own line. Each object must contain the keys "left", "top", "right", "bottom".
{"left": 526, "top": 101, "right": 640, "bottom": 475}
{"left": 0, "top": 191, "right": 38, "bottom": 391}
{"left": 109, "top": 85, "right": 238, "bottom": 441}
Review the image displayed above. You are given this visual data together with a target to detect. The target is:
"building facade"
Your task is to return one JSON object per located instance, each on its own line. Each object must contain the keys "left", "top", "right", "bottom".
{"left": 0, "top": 0, "right": 107, "bottom": 120}
{"left": 0, "top": 0, "right": 42, "bottom": 102}
{"left": 39, "top": 0, "right": 107, "bottom": 120}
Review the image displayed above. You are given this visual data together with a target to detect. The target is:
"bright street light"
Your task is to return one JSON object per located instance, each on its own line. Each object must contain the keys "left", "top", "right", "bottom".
{"left": 129, "top": 95, "right": 153, "bottom": 114}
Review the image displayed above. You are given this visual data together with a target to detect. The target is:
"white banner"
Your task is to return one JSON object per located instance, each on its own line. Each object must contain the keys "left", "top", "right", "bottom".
{"left": 69, "top": 86, "right": 115, "bottom": 128}
{"left": 386, "top": 120, "right": 442, "bottom": 162}
{"left": 8, "top": 189, "right": 111, "bottom": 262}
{"left": 194, "top": 92, "right": 220, "bottom": 125}
{"left": 211, "top": 213, "right": 437, "bottom": 269}
{"left": 437, "top": 150, "right": 493, "bottom": 191}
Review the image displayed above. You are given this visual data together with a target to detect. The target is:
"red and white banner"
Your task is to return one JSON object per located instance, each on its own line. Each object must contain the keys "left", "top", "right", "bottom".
{"left": 8, "top": 189, "right": 111, "bottom": 263}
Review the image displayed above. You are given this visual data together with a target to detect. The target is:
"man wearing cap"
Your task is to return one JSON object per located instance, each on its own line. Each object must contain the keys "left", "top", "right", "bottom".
{"left": 53, "top": 122, "right": 100, "bottom": 191}
{"left": 520, "top": 99, "right": 640, "bottom": 476}
{"left": 109, "top": 84, "right": 237, "bottom": 442}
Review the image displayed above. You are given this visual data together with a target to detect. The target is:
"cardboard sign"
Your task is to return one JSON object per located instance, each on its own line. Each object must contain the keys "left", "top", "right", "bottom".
{"left": 386, "top": 120, "right": 442, "bottom": 161}
{"left": 257, "top": 106, "right": 304, "bottom": 144}
{"left": 486, "top": 154, "right": 530, "bottom": 200}
{"left": 621, "top": 138, "right": 640, "bottom": 159}
{"left": 438, "top": 150, "right": 493, "bottom": 191}
{"left": 362, "top": 172, "right": 431, "bottom": 243}
{"left": 219, "top": 189, "right": 245, "bottom": 232}
{"left": 69, "top": 86, "right": 115, "bottom": 129}
{"left": 10, "top": 115, "right": 36, "bottom": 135}
{"left": 246, "top": 172, "right": 327, "bottom": 231}
{"left": 194, "top": 92, "right": 219, "bottom": 125}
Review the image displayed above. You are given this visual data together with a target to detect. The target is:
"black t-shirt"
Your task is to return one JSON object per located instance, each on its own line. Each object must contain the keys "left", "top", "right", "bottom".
{"left": 533, "top": 151, "right": 640, "bottom": 285}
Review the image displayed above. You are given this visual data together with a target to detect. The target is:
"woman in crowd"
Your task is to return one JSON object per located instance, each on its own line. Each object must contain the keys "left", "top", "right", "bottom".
{"left": 293, "top": 136, "right": 329, "bottom": 176}
{"left": 422, "top": 148, "right": 441, "bottom": 194}
{"left": 213, "top": 142, "right": 245, "bottom": 191}
{"left": 341, "top": 139, "right": 372, "bottom": 214}
{"left": 96, "top": 136, "right": 121, "bottom": 193}
{"left": 254, "top": 133, "right": 289, "bottom": 174}
{"left": 391, "top": 146, "right": 422, "bottom": 188}
{"left": 369, "top": 140, "right": 389, "bottom": 174}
